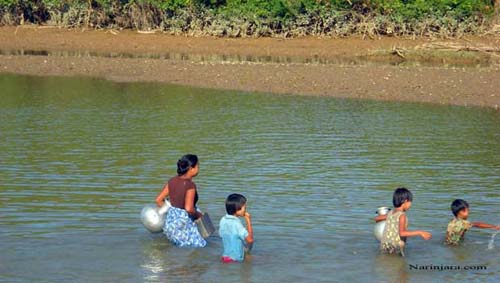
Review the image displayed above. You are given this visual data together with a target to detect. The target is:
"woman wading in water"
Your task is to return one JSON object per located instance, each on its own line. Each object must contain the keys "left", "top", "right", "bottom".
{"left": 155, "top": 154, "right": 206, "bottom": 247}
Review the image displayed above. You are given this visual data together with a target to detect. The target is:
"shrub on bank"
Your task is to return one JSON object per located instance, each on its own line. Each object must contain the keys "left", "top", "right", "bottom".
{"left": 0, "top": 0, "right": 497, "bottom": 37}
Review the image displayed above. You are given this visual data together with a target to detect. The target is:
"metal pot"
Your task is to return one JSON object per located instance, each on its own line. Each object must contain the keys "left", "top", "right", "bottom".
{"left": 140, "top": 201, "right": 171, "bottom": 233}
{"left": 374, "top": 206, "right": 391, "bottom": 241}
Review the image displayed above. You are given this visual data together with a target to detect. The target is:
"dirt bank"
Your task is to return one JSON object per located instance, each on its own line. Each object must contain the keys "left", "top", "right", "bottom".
{"left": 0, "top": 26, "right": 499, "bottom": 108}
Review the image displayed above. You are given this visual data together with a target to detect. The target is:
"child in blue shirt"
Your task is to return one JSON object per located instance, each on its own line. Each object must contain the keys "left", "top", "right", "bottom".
{"left": 219, "top": 193, "right": 254, "bottom": 263}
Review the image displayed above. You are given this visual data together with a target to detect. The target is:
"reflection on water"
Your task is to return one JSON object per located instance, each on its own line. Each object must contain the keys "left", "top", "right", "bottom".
{"left": 141, "top": 237, "right": 168, "bottom": 282}
{"left": 0, "top": 74, "right": 498, "bottom": 283}
{"left": 0, "top": 49, "right": 491, "bottom": 67}
{"left": 373, "top": 254, "right": 410, "bottom": 283}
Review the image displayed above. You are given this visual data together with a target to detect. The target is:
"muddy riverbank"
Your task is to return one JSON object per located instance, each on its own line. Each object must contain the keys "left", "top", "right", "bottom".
{"left": 0, "top": 26, "right": 499, "bottom": 108}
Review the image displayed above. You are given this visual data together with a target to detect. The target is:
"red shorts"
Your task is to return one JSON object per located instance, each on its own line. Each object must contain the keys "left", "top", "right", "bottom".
{"left": 221, "top": 256, "right": 237, "bottom": 263}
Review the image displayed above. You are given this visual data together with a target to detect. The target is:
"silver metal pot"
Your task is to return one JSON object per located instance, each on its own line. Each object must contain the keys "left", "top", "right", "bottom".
{"left": 374, "top": 206, "right": 391, "bottom": 241}
{"left": 140, "top": 202, "right": 170, "bottom": 233}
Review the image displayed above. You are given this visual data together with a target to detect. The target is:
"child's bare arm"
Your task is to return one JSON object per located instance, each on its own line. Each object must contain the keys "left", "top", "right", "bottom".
{"left": 374, "top": 215, "right": 387, "bottom": 223}
{"left": 472, "top": 222, "right": 500, "bottom": 230}
{"left": 398, "top": 214, "right": 432, "bottom": 240}
{"left": 244, "top": 212, "right": 254, "bottom": 244}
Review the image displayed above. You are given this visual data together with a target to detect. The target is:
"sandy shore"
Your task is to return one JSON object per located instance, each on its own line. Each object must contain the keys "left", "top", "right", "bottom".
{"left": 0, "top": 26, "right": 499, "bottom": 108}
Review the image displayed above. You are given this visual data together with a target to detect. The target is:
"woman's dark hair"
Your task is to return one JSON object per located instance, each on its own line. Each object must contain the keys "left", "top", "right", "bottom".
{"left": 451, "top": 199, "right": 469, "bottom": 216}
{"left": 225, "top": 194, "right": 247, "bottom": 215}
{"left": 393, "top": 187, "right": 413, "bottom": 208}
{"left": 177, "top": 154, "right": 198, "bottom": 176}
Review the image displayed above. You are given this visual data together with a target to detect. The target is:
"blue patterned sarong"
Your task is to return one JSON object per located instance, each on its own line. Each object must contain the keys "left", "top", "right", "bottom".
{"left": 163, "top": 207, "right": 206, "bottom": 248}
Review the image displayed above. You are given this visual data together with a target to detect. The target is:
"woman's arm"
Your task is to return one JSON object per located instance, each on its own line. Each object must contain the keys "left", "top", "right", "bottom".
{"left": 155, "top": 183, "right": 169, "bottom": 207}
{"left": 399, "top": 214, "right": 432, "bottom": 240}
{"left": 374, "top": 215, "right": 387, "bottom": 223}
{"left": 472, "top": 222, "right": 500, "bottom": 229}
{"left": 184, "top": 188, "right": 202, "bottom": 219}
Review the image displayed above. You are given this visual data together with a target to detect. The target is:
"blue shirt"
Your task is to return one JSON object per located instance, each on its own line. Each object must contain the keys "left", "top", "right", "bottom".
{"left": 219, "top": 214, "right": 248, "bottom": 261}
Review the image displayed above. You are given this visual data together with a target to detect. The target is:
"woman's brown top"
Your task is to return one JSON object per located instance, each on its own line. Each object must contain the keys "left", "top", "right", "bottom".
{"left": 168, "top": 175, "right": 198, "bottom": 209}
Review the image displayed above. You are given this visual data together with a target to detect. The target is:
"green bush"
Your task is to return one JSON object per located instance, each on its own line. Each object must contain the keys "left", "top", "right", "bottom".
{"left": 1, "top": 0, "right": 494, "bottom": 18}
{"left": 0, "top": 0, "right": 16, "bottom": 6}
{"left": 0, "top": 0, "right": 496, "bottom": 36}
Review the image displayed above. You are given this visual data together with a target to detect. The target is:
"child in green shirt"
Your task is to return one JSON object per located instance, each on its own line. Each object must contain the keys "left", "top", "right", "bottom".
{"left": 444, "top": 199, "right": 500, "bottom": 245}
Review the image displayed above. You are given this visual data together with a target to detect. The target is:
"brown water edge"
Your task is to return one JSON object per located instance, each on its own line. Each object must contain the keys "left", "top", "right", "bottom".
{"left": 2, "top": 26, "right": 500, "bottom": 61}
{"left": 0, "top": 26, "right": 499, "bottom": 108}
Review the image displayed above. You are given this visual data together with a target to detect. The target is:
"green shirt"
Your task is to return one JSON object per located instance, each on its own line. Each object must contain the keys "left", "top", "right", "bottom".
{"left": 445, "top": 218, "right": 472, "bottom": 245}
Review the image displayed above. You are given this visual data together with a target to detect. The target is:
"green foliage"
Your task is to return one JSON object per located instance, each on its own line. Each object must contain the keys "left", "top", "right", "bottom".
{"left": 220, "top": 0, "right": 293, "bottom": 19}
{"left": 1, "top": 0, "right": 494, "bottom": 18}
{"left": 0, "top": 0, "right": 16, "bottom": 7}
{"left": 212, "top": 0, "right": 494, "bottom": 21}
{"left": 0, "top": 0, "right": 496, "bottom": 36}
{"left": 371, "top": 0, "right": 493, "bottom": 19}
{"left": 136, "top": 0, "right": 190, "bottom": 10}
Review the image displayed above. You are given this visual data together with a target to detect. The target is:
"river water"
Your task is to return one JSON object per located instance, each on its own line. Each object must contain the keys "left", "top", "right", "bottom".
{"left": 0, "top": 74, "right": 498, "bottom": 282}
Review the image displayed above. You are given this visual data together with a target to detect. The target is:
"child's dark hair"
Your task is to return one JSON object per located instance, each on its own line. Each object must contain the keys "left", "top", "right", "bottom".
{"left": 451, "top": 199, "right": 469, "bottom": 217}
{"left": 177, "top": 154, "right": 198, "bottom": 176}
{"left": 393, "top": 187, "right": 413, "bottom": 208}
{"left": 225, "top": 194, "right": 247, "bottom": 215}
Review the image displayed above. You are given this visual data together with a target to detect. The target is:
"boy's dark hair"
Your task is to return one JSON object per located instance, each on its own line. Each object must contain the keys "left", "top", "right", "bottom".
{"left": 393, "top": 187, "right": 413, "bottom": 208}
{"left": 225, "top": 193, "right": 247, "bottom": 215}
{"left": 451, "top": 199, "right": 469, "bottom": 217}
